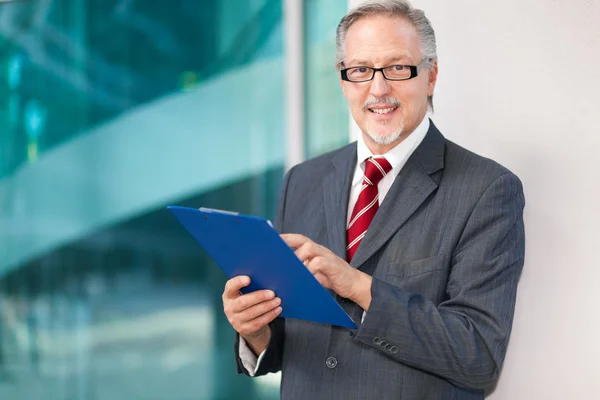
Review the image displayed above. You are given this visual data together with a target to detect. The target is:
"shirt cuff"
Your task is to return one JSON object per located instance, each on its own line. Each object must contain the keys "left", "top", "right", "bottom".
{"left": 239, "top": 336, "right": 267, "bottom": 376}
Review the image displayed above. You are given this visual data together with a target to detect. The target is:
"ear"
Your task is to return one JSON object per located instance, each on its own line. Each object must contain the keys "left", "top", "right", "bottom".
{"left": 427, "top": 60, "right": 439, "bottom": 97}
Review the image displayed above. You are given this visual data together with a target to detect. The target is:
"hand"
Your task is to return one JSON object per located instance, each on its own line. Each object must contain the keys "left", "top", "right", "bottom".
{"left": 222, "top": 276, "right": 282, "bottom": 355}
{"left": 281, "top": 234, "right": 373, "bottom": 310}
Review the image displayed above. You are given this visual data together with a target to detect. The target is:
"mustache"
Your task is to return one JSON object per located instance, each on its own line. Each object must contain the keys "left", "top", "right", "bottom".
{"left": 363, "top": 97, "right": 400, "bottom": 111}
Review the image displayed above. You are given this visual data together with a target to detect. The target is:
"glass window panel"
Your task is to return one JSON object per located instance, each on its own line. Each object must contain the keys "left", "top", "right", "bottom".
{"left": 0, "top": 1, "right": 284, "bottom": 398}
{"left": 304, "top": 0, "right": 349, "bottom": 159}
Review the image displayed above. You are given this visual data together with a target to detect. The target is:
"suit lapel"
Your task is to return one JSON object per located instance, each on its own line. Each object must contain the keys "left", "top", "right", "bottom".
{"left": 323, "top": 144, "right": 357, "bottom": 259}
{"left": 349, "top": 121, "right": 446, "bottom": 269}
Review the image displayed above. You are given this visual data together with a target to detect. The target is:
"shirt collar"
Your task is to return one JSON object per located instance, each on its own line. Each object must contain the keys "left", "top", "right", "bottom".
{"left": 353, "top": 116, "right": 430, "bottom": 186}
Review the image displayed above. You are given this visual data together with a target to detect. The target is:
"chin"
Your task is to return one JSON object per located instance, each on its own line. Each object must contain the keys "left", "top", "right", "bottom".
{"left": 366, "top": 126, "right": 404, "bottom": 146}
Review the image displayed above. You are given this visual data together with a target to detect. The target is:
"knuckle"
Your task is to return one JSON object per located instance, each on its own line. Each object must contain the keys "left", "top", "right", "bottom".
{"left": 239, "top": 309, "right": 250, "bottom": 322}
{"left": 237, "top": 297, "right": 247, "bottom": 309}
{"left": 310, "top": 257, "right": 320, "bottom": 269}
{"left": 247, "top": 309, "right": 257, "bottom": 321}
{"left": 227, "top": 316, "right": 236, "bottom": 327}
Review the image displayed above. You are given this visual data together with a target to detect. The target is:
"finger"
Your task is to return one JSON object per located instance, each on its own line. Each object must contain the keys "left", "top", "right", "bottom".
{"left": 304, "top": 257, "right": 317, "bottom": 273}
{"left": 294, "top": 244, "right": 313, "bottom": 265}
{"left": 231, "top": 289, "right": 276, "bottom": 313}
{"left": 296, "top": 241, "right": 325, "bottom": 263}
{"left": 238, "top": 306, "right": 283, "bottom": 336}
{"left": 280, "top": 233, "right": 309, "bottom": 249}
{"left": 223, "top": 276, "right": 251, "bottom": 300}
{"left": 239, "top": 297, "right": 282, "bottom": 323}
{"left": 304, "top": 254, "right": 327, "bottom": 272}
{"left": 313, "top": 272, "right": 330, "bottom": 289}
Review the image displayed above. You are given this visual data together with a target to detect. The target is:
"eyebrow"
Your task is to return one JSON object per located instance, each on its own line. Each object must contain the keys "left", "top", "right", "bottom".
{"left": 345, "top": 55, "right": 414, "bottom": 66}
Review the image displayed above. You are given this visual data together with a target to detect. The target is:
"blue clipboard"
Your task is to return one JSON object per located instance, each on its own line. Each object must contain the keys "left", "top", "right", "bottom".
{"left": 167, "top": 205, "right": 357, "bottom": 329}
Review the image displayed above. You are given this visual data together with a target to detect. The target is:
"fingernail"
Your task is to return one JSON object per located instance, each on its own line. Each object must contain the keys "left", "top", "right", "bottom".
{"left": 241, "top": 276, "right": 250, "bottom": 285}
{"left": 276, "top": 307, "right": 282, "bottom": 314}
{"left": 265, "top": 291, "right": 275, "bottom": 299}
{"left": 272, "top": 298, "right": 281, "bottom": 306}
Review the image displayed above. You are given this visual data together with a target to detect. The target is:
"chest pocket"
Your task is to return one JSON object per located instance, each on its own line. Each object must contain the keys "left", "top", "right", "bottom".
{"left": 385, "top": 254, "right": 448, "bottom": 303}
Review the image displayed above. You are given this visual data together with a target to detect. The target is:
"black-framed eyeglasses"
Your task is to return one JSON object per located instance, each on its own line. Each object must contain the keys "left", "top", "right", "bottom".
{"left": 340, "top": 59, "right": 431, "bottom": 82}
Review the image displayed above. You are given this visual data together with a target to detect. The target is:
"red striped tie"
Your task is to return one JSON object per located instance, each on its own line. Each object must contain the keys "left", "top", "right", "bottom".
{"left": 346, "top": 157, "right": 393, "bottom": 262}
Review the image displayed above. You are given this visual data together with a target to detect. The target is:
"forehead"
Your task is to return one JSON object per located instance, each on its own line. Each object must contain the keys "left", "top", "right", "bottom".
{"left": 343, "top": 15, "right": 421, "bottom": 65}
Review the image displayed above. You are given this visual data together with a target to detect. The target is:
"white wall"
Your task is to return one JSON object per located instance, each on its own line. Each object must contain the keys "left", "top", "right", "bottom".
{"left": 349, "top": 0, "right": 600, "bottom": 398}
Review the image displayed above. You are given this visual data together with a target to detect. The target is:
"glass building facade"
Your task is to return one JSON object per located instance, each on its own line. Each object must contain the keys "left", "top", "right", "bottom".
{"left": 0, "top": 0, "right": 348, "bottom": 399}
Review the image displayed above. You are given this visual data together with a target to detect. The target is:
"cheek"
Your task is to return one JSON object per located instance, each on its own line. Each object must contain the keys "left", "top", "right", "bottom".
{"left": 348, "top": 93, "right": 366, "bottom": 113}
{"left": 395, "top": 83, "right": 427, "bottom": 111}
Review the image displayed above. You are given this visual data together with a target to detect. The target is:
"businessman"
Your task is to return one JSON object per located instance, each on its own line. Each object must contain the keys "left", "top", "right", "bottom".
{"left": 222, "top": 0, "right": 525, "bottom": 398}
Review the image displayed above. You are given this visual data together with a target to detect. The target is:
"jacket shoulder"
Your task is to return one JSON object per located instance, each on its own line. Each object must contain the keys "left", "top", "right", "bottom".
{"left": 444, "top": 140, "right": 521, "bottom": 185}
{"left": 289, "top": 142, "right": 355, "bottom": 179}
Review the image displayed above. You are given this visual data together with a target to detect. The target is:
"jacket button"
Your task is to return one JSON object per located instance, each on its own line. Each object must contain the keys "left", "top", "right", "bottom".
{"left": 390, "top": 346, "right": 399, "bottom": 354}
{"left": 373, "top": 337, "right": 382, "bottom": 345}
{"left": 325, "top": 357, "right": 338, "bottom": 369}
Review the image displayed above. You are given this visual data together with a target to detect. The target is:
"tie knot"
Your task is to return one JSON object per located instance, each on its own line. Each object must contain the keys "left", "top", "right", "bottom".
{"left": 363, "top": 157, "right": 392, "bottom": 186}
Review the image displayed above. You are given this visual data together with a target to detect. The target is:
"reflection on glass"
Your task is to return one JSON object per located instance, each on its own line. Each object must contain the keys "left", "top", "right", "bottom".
{"left": 0, "top": 0, "right": 285, "bottom": 398}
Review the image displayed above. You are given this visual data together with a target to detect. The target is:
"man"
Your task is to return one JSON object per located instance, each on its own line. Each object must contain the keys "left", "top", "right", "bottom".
{"left": 222, "top": 0, "right": 525, "bottom": 399}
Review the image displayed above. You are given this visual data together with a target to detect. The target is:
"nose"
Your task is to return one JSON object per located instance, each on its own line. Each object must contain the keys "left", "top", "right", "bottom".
{"left": 369, "top": 70, "right": 392, "bottom": 98}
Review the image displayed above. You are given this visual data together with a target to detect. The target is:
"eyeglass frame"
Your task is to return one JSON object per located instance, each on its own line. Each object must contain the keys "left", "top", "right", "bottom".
{"left": 340, "top": 58, "right": 432, "bottom": 82}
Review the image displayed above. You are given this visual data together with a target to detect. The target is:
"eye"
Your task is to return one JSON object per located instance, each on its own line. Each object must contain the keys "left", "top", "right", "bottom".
{"left": 348, "top": 67, "right": 371, "bottom": 76}
{"left": 393, "top": 65, "right": 406, "bottom": 71}
{"left": 345, "top": 66, "right": 373, "bottom": 81}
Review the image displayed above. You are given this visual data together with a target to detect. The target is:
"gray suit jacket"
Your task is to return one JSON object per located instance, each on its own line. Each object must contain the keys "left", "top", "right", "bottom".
{"left": 236, "top": 121, "right": 526, "bottom": 400}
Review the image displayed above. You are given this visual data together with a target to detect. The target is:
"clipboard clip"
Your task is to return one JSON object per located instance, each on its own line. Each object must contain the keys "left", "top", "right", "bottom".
{"left": 199, "top": 207, "right": 240, "bottom": 216}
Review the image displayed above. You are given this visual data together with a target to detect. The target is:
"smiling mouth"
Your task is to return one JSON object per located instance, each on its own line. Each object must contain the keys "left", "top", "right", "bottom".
{"left": 369, "top": 106, "right": 398, "bottom": 115}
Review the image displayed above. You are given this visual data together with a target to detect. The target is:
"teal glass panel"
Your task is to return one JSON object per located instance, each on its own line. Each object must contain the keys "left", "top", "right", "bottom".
{"left": 0, "top": 0, "right": 284, "bottom": 398}
{"left": 0, "top": 0, "right": 283, "bottom": 179}
{"left": 304, "top": 0, "right": 350, "bottom": 159}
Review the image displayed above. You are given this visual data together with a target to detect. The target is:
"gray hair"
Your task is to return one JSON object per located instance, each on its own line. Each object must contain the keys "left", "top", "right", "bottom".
{"left": 335, "top": 0, "right": 438, "bottom": 110}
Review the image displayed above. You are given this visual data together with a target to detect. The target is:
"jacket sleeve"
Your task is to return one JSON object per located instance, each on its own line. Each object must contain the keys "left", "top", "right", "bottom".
{"left": 235, "top": 317, "right": 285, "bottom": 376}
{"left": 234, "top": 166, "right": 296, "bottom": 376}
{"left": 352, "top": 172, "right": 526, "bottom": 389}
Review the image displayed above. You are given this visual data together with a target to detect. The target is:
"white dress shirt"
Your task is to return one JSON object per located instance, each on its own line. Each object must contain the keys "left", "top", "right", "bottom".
{"left": 239, "top": 116, "right": 431, "bottom": 376}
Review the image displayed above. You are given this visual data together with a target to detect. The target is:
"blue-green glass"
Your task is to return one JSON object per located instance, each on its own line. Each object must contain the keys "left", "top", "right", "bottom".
{"left": 304, "top": 0, "right": 350, "bottom": 159}
{"left": 0, "top": 0, "right": 284, "bottom": 398}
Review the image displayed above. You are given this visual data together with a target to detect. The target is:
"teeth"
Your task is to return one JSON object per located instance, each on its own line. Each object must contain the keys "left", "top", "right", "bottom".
{"left": 371, "top": 107, "right": 396, "bottom": 114}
